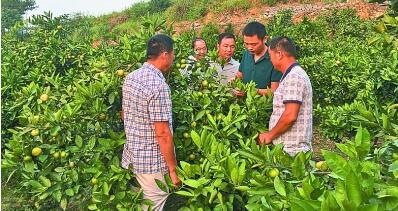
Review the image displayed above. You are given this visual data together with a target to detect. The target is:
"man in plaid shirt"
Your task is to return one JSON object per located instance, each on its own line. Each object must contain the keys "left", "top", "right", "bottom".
{"left": 258, "top": 36, "right": 313, "bottom": 156}
{"left": 122, "top": 34, "right": 180, "bottom": 210}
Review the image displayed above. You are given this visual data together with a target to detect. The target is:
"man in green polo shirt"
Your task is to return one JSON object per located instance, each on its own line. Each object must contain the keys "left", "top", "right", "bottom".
{"left": 235, "top": 21, "right": 282, "bottom": 96}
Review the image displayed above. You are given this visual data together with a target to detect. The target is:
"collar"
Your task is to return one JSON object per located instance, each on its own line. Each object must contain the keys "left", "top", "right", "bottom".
{"left": 250, "top": 48, "right": 270, "bottom": 64}
{"left": 280, "top": 62, "right": 299, "bottom": 82}
{"left": 143, "top": 62, "right": 165, "bottom": 81}
{"left": 227, "top": 57, "right": 238, "bottom": 65}
{"left": 188, "top": 55, "right": 198, "bottom": 62}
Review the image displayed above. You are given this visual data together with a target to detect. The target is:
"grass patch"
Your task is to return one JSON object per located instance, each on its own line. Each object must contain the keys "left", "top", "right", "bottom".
{"left": 212, "top": 0, "right": 252, "bottom": 13}
{"left": 112, "top": 18, "right": 141, "bottom": 35}
{"left": 166, "top": 0, "right": 208, "bottom": 21}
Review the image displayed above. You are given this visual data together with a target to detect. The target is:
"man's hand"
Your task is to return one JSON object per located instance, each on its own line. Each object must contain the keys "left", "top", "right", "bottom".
{"left": 232, "top": 89, "right": 246, "bottom": 97}
{"left": 169, "top": 170, "right": 181, "bottom": 186}
{"left": 257, "top": 88, "right": 271, "bottom": 96}
{"left": 236, "top": 71, "right": 243, "bottom": 79}
{"left": 258, "top": 132, "right": 273, "bottom": 145}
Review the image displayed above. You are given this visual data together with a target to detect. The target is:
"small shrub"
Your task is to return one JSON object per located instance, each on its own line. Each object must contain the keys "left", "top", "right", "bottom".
{"left": 200, "top": 23, "right": 220, "bottom": 50}
{"left": 125, "top": 1, "right": 150, "bottom": 18}
{"left": 166, "top": 0, "right": 208, "bottom": 21}
{"left": 112, "top": 19, "right": 141, "bottom": 35}
{"left": 148, "top": 0, "right": 172, "bottom": 13}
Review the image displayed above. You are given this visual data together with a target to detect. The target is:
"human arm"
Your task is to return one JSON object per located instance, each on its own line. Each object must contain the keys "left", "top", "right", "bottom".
{"left": 258, "top": 73, "right": 306, "bottom": 144}
{"left": 258, "top": 102, "right": 300, "bottom": 144}
{"left": 149, "top": 85, "right": 181, "bottom": 186}
{"left": 154, "top": 122, "right": 181, "bottom": 186}
{"left": 256, "top": 82, "right": 279, "bottom": 96}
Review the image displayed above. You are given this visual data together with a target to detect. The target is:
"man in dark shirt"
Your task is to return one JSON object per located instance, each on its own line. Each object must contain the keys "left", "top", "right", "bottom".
{"left": 235, "top": 21, "right": 282, "bottom": 96}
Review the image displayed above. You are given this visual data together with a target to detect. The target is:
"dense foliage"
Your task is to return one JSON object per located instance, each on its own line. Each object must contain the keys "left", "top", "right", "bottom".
{"left": 2, "top": 8, "right": 398, "bottom": 211}
{"left": 1, "top": 0, "right": 36, "bottom": 32}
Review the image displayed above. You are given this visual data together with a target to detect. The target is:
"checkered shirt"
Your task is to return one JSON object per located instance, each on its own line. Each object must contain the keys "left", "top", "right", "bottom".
{"left": 121, "top": 62, "right": 172, "bottom": 174}
{"left": 269, "top": 64, "right": 313, "bottom": 156}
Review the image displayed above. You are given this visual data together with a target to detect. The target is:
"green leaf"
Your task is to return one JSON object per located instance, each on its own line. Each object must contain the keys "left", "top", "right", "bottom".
{"left": 60, "top": 198, "right": 67, "bottom": 210}
{"left": 39, "top": 192, "right": 50, "bottom": 200}
{"left": 358, "top": 204, "right": 378, "bottom": 211}
{"left": 71, "top": 169, "right": 79, "bottom": 182}
{"left": 54, "top": 167, "right": 65, "bottom": 173}
{"left": 334, "top": 180, "right": 346, "bottom": 208}
{"left": 53, "top": 190, "right": 62, "bottom": 202}
{"left": 209, "top": 189, "right": 218, "bottom": 204}
{"left": 116, "top": 191, "right": 126, "bottom": 200}
{"left": 38, "top": 154, "right": 48, "bottom": 163}
{"left": 180, "top": 161, "right": 192, "bottom": 177}
{"left": 39, "top": 175, "right": 52, "bottom": 187}
{"left": 24, "top": 161, "right": 35, "bottom": 173}
{"left": 345, "top": 170, "right": 362, "bottom": 208}
{"left": 183, "top": 179, "right": 201, "bottom": 188}
{"left": 102, "top": 182, "right": 110, "bottom": 195}
{"left": 231, "top": 168, "right": 239, "bottom": 184}
{"left": 354, "top": 127, "right": 371, "bottom": 160}
{"left": 108, "top": 92, "right": 115, "bottom": 104}
{"left": 235, "top": 186, "right": 250, "bottom": 191}
{"left": 292, "top": 152, "right": 306, "bottom": 178}
{"left": 321, "top": 192, "right": 340, "bottom": 211}
{"left": 238, "top": 150, "right": 263, "bottom": 162}
{"left": 227, "top": 156, "right": 237, "bottom": 174}
{"left": 28, "top": 180, "right": 45, "bottom": 190}
{"left": 290, "top": 198, "right": 321, "bottom": 211}
{"left": 382, "top": 113, "right": 390, "bottom": 129}
{"left": 88, "top": 204, "right": 98, "bottom": 210}
{"left": 206, "top": 113, "right": 217, "bottom": 128}
{"left": 191, "top": 130, "right": 201, "bottom": 148}
{"left": 50, "top": 125, "right": 61, "bottom": 137}
{"left": 195, "top": 110, "right": 206, "bottom": 121}
{"left": 175, "top": 190, "right": 194, "bottom": 197}
{"left": 335, "top": 143, "right": 357, "bottom": 159}
{"left": 301, "top": 178, "right": 314, "bottom": 200}
{"left": 376, "top": 187, "right": 398, "bottom": 210}
{"left": 274, "top": 176, "right": 286, "bottom": 197}
{"left": 75, "top": 135, "right": 83, "bottom": 148}
{"left": 65, "top": 188, "right": 74, "bottom": 196}
{"left": 322, "top": 150, "right": 348, "bottom": 179}
{"left": 87, "top": 137, "right": 96, "bottom": 150}
{"left": 155, "top": 179, "right": 167, "bottom": 192}
{"left": 238, "top": 161, "right": 246, "bottom": 184}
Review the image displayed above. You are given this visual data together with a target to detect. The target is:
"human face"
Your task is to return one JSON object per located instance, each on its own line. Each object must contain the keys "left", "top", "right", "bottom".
{"left": 193, "top": 40, "right": 207, "bottom": 61}
{"left": 243, "top": 35, "right": 267, "bottom": 55}
{"left": 268, "top": 48, "right": 282, "bottom": 71}
{"left": 218, "top": 38, "right": 235, "bottom": 61}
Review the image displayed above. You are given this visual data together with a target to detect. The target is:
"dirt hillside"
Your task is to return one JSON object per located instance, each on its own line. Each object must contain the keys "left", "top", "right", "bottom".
{"left": 171, "top": 1, "right": 388, "bottom": 34}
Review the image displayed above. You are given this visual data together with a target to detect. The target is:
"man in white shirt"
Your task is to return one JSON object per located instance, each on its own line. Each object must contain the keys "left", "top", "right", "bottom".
{"left": 211, "top": 32, "right": 240, "bottom": 85}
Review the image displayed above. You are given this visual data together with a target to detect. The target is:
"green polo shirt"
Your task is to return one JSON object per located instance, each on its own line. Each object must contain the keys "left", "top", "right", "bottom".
{"left": 239, "top": 50, "right": 282, "bottom": 89}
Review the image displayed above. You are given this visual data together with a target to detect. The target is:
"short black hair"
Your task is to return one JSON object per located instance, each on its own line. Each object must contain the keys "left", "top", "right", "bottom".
{"left": 242, "top": 21, "right": 267, "bottom": 40}
{"left": 146, "top": 34, "right": 174, "bottom": 60}
{"left": 218, "top": 32, "right": 235, "bottom": 44}
{"left": 269, "top": 36, "right": 299, "bottom": 58}
{"left": 191, "top": 37, "right": 206, "bottom": 49}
